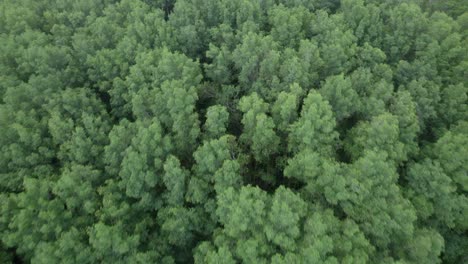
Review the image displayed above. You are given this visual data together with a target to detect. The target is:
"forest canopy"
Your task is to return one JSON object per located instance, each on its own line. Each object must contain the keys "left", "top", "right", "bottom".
{"left": 0, "top": 0, "right": 467, "bottom": 263}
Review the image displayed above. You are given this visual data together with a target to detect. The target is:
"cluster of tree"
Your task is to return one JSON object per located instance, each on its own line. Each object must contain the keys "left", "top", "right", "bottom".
{"left": 0, "top": 0, "right": 466, "bottom": 263}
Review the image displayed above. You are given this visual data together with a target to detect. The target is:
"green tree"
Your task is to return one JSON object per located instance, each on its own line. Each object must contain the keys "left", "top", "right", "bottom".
{"left": 430, "top": 122, "right": 468, "bottom": 191}
{"left": 341, "top": 151, "right": 416, "bottom": 251}
{"left": 163, "top": 156, "right": 189, "bottom": 206}
{"left": 132, "top": 79, "right": 200, "bottom": 159}
{"left": 239, "top": 93, "right": 280, "bottom": 163}
{"left": 345, "top": 113, "right": 406, "bottom": 164}
{"left": 268, "top": 5, "right": 309, "bottom": 48}
{"left": 341, "top": 0, "right": 384, "bottom": 46}
{"left": 389, "top": 91, "right": 420, "bottom": 158}
{"left": 319, "top": 74, "right": 360, "bottom": 122}
{"left": 271, "top": 84, "right": 302, "bottom": 133}
{"left": 232, "top": 32, "right": 281, "bottom": 101}
{"left": 119, "top": 119, "right": 172, "bottom": 203}
{"left": 289, "top": 90, "right": 338, "bottom": 156}
{"left": 47, "top": 88, "right": 111, "bottom": 167}
{"left": 383, "top": 3, "right": 428, "bottom": 63}
{"left": 203, "top": 105, "right": 229, "bottom": 139}
{"left": 406, "top": 159, "right": 467, "bottom": 229}
{"left": 187, "top": 135, "right": 237, "bottom": 205}
{"left": 437, "top": 83, "right": 467, "bottom": 128}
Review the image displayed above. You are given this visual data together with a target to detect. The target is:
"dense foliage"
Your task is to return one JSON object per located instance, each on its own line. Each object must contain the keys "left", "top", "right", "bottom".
{"left": 0, "top": 0, "right": 467, "bottom": 263}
